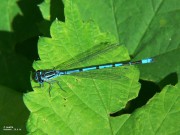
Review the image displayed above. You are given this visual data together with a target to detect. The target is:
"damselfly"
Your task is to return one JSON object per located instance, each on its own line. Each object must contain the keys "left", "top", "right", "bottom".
{"left": 33, "top": 42, "right": 154, "bottom": 96}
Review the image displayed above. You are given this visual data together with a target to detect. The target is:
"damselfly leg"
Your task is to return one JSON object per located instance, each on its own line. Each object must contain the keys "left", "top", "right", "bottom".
{"left": 46, "top": 80, "right": 65, "bottom": 96}
{"left": 33, "top": 80, "right": 64, "bottom": 97}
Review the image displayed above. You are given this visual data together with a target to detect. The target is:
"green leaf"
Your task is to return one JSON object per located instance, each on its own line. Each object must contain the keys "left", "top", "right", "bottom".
{"left": 39, "top": 0, "right": 64, "bottom": 21}
{"left": 39, "top": 0, "right": 51, "bottom": 20}
{"left": 75, "top": 0, "right": 180, "bottom": 54}
{"left": 0, "top": 0, "right": 21, "bottom": 32}
{"left": 24, "top": 1, "right": 141, "bottom": 134}
{"left": 0, "top": 0, "right": 21, "bottom": 51}
{"left": 139, "top": 48, "right": 180, "bottom": 83}
{"left": 112, "top": 83, "right": 180, "bottom": 135}
{"left": 0, "top": 0, "right": 41, "bottom": 40}
{"left": 74, "top": 0, "right": 180, "bottom": 83}
{"left": 38, "top": 0, "right": 64, "bottom": 36}
{"left": 0, "top": 0, "right": 42, "bottom": 52}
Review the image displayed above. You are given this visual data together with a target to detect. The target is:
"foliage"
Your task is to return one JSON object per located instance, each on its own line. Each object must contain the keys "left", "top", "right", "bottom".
{"left": 0, "top": 0, "right": 179, "bottom": 134}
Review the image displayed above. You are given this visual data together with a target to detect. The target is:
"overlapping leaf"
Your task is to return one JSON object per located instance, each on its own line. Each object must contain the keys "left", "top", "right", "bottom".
{"left": 111, "top": 83, "right": 180, "bottom": 135}
{"left": 75, "top": 0, "right": 180, "bottom": 83}
{"left": 24, "top": 0, "right": 141, "bottom": 134}
{"left": 0, "top": 0, "right": 21, "bottom": 32}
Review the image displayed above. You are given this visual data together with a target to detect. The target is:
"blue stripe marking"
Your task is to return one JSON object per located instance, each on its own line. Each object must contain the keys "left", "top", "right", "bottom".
{"left": 99, "top": 64, "right": 113, "bottom": 69}
{"left": 142, "top": 58, "right": 153, "bottom": 64}
{"left": 115, "top": 63, "right": 123, "bottom": 67}
{"left": 83, "top": 67, "right": 96, "bottom": 71}
{"left": 66, "top": 70, "right": 80, "bottom": 74}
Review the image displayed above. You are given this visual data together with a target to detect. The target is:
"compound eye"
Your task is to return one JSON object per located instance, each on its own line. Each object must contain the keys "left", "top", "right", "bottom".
{"left": 35, "top": 74, "right": 38, "bottom": 81}
{"left": 33, "top": 72, "right": 40, "bottom": 82}
{"left": 34, "top": 74, "right": 38, "bottom": 82}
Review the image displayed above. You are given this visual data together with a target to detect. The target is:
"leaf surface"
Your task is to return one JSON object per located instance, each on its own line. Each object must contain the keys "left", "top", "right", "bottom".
{"left": 112, "top": 83, "right": 180, "bottom": 135}
{"left": 24, "top": 1, "right": 140, "bottom": 134}
{"left": 75, "top": 0, "right": 180, "bottom": 83}
{"left": 0, "top": 0, "right": 21, "bottom": 31}
{"left": 24, "top": 0, "right": 180, "bottom": 134}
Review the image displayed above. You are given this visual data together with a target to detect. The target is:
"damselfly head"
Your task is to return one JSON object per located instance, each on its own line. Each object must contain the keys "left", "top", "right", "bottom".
{"left": 33, "top": 70, "right": 44, "bottom": 84}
